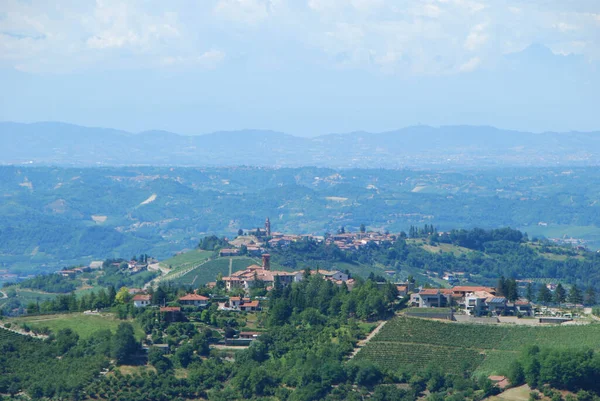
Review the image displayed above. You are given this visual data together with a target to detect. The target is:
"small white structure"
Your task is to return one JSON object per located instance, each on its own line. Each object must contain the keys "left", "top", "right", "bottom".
{"left": 133, "top": 294, "right": 151, "bottom": 308}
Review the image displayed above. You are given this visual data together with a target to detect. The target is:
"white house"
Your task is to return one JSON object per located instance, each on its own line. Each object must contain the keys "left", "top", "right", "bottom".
{"left": 133, "top": 294, "right": 151, "bottom": 308}
{"left": 179, "top": 293, "right": 209, "bottom": 307}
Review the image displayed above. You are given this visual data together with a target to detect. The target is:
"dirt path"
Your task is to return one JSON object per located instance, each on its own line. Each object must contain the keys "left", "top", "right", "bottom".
{"left": 349, "top": 320, "right": 388, "bottom": 359}
{"left": 0, "top": 322, "right": 48, "bottom": 339}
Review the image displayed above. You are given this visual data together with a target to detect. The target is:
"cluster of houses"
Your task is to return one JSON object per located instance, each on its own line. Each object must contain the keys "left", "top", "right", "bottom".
{"left": 222, "top": 217, "right": 399, "bottom": 256}
{"left": 220, "top": 254, "right": 355, "bottom": 292}
{"left": 132, "top": 291, "right": 263, "bottom": 313}
{"left": 59, "top": 259, "right": 152, "bottom": 278}
{"left": 324, "top": 232, "right": 397, "bottom": 251}
{"left": 410, "top": 285, "right": 532, "bottom": 317}
{"left": 132, "top": 292, "right": 210, "bottom": 309}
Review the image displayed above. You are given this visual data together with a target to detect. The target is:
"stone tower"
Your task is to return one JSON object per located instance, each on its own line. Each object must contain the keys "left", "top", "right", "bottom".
{"left": 265, "top": 217, "right": 271, "bottom": 237}
{"left": 262, "top": 254, "right": 271, "bottom": 271}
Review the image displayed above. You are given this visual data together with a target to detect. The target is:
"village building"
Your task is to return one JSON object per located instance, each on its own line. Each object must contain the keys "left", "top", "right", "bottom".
{"left": 221, "top": 254, "right": 304, "bottom": 292}
{"left": 410, "top": 288, "right": 454, "bottom": 308}
{"left": 219, "top": 248, "right": 240, "bottom": 257}
{"left": 179, "top": 293, "right": 210, "bottom": 308}
{"left": 133, "top": 294, "right": 151, "bottom": 308}
{"left": 160, "top": 306, "right": 182, "bottom": 322}
{"left": 239, "top": 331, "right": 261, "bottom": 340}
{"left": 240, "top": 300, "right": 261, "bottom": 312}
{"left": 396, "top": 285, "right": 409, "bottom": 298}
{"left": 227, "top": 297, "right": 261, "bottom": 311}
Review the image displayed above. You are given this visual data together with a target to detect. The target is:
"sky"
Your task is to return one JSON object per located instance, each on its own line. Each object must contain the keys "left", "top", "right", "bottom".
{"left": 0, "top": 0, "right": 599, "bottom": 136}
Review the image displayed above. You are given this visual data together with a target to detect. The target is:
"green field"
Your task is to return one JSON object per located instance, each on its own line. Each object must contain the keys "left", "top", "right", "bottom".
{"left": 169, "top": 257, "right": 260, "bottom": 286}
{"left": 0, "top": 288, "right": 58, "bottom": 309}
{"left": 330, "top": 261, "right": 385, "bottom": 279}
{"left": 160, "top": 249, "right": 213, "bottom": 273}
{"left": 10, "top": 313, "right": 145, "bottom": 340}
{"left": 354, "top": 317, "right": 600, "bottom": 376}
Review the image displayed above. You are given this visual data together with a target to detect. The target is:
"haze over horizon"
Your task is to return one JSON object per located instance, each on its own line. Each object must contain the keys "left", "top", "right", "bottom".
{"left": 1, "top": 1, "right": 599, "bottom": 136}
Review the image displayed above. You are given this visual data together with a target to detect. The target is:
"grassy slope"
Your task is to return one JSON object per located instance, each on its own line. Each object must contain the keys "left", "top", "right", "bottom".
{"left": 10, "top": 313, "right": 145, "bottom": 340}
{"left": 160, "top": 249, "right": 213, "bottom": 273}
{"left": 169, "top": 257, "right": 261, "bottom": 286}
{"left": 354, "top": 316, "right": 600, "bottom": 376}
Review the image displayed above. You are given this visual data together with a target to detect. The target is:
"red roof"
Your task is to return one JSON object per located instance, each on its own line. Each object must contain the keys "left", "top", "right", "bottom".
{"left": 419, "top": 289, "right": 442, "bottom": 295}
{"left": 452, "top": 286, "right": 495, "bottom": 293}
{"left": 133, "top": 294, "right": 151, "bottom": 301}
{"left": 240, "top": 300, "right": 260, "bottom": 308}
{"left": 179, "top": 293, "right": 209, "bottom": 301}
{"left": 160, "top": 307, "right": 181, "bottom": 312}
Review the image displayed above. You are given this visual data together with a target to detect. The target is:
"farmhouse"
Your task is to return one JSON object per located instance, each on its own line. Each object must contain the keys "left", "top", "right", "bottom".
{"left": 219, "top": 248, "right": 239, "bottom": 257}
{"left": 240, "top": 300, "right": 261, "bottom": 312}
{"left": 133, "top": 294, "right": 151, "bottom": 308}
{"left": 396, "top": 285, "right": 408, "bottom": 297}
{"left": 229, "top": 296, "right": 250, "bottom": 308}
{"left": 160, "top": 306, "right": 182, "bottom": 322}
{"left": 410, "top": 288, "right": 453, "bottom": 308}
{"left": 179, "top": 293, "right": 209, "bottom": 307}
{"left": 317, "top": 270, "right": 348, "bottom": 282}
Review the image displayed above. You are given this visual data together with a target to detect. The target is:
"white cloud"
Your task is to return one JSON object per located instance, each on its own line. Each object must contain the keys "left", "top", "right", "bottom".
{"left": 554, "top": 22, "right": 578, "bottom": 32}
{"left": 0, "top": 0, "right": 598, "bottom": 75}
{"left": 214, "top": 0, "right": 274, "bottom": 25}
{"left": 464, "top": 23, "right": 488, "bottom": 51}
{"left": 458, "top": 56, "right": 481, "bottom": 72}
{"left": 508, "top": 6, "right": 521, "bottom": 15}
{"left": 161, "top": 50, "right": 225, "bottom": 68}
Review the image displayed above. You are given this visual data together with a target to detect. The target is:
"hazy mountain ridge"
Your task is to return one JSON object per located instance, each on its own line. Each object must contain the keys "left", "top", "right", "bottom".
{"left": 1, "top": 122, "right": 600, "bottom": 167}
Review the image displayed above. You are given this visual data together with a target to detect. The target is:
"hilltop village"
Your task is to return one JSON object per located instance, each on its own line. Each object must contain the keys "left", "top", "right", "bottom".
{"left": 34, "top": 218, "right": 591, "bottom": 323}
{"left": 3, "top": 220, "right": 600, "bottom": 401}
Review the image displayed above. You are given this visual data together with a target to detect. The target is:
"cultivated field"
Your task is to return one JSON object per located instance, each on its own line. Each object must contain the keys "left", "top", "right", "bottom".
{"left": 170, "top": 257, "right": 259, "bottom": 286}
{"left": 10, "top": 313, "right": 145, "bottom": 339}
{"left": 160, "top": 249, "right": 213, "bottom": 274}
{"left": 354, "top": 316, "right": 600, "bottom": 376}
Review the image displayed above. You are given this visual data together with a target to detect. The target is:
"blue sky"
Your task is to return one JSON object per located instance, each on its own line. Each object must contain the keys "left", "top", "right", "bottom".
{"left": 0, "top": 0, "right": 599, "bottom": 136}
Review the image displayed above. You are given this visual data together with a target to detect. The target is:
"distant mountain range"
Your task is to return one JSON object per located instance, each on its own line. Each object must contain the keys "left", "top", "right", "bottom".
{"left": 1, "top": 122, "right": 600, "bottom": 167}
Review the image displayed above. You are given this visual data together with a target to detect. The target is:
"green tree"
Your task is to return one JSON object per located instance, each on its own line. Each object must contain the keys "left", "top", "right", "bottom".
{"left": 115, "top": 287, "right": 131, "bottom": 304}
{"left": 526, "top": 282, "right": 535, "bottom": 302}
{"left": 568, "top": 284, "right": 583, "bottom": 305}
{"left": 554, "top": 284, "right": 566, "bottom": 304}
{"left": 152, "top": 287, "right": 167, "bottom": 306}
{"left": 174, "top": 343, "right": 194, "bottom": 368}
{"left": 585, "top": 286, "right": 596, "bottom": 305}
{"left": 111, "top": 323, "right": 138, "bottom": 365}
{"left": 55, "top": 328, "right": 79, "bottom": 354}
{"left": 360, "top": 223, "right": 366, "bottom": 233}
{"left": 506, "top": 278, "right": 519, "bottom": 302}
{"left": 507, "top": 361, "right": 525, "bottom": 386}
{"left": 107, "top": 285, "right": 117, "bottom": 306}
{"left": 497, "top": 276, "right": 507, "bottom": 297}
{"left": 537, "top": 285, "right": 552, "bottom": 304}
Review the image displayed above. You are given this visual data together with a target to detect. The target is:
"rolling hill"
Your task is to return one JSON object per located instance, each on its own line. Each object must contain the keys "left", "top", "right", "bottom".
{"left": 2, "top": 122, "right": 600, "bottom": 167}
